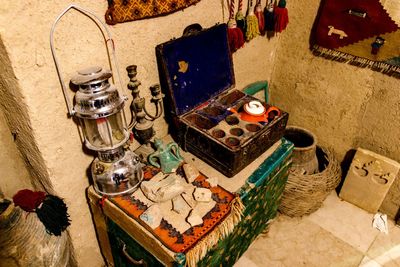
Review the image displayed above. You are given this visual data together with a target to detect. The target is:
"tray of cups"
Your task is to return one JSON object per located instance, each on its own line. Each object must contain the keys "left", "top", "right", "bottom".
{"left": 182, "top": 90, "right": 282, "bottom": 150}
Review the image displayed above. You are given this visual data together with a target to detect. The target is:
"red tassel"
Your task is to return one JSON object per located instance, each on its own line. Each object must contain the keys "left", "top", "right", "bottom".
{"left": 255, "top": 3, "right": 265, "bottom": 35}
{"left": 274, "top": 0, "right": 289, "bottom": 33}
{"left": 13, "top": 189, "right": 71, "bottom": 236}
{"left": 13, "top": 189, "right": 46, "bottom": 212}
{"left": 228, "top": 19, "right": 245, "bottom": 52}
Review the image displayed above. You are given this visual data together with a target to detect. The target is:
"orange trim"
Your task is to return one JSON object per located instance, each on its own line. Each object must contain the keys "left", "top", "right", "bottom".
{"left": 110, "top": 166, "right": 235, "bottom": 253}
{"left": 266, "top": 106, "right": 281, "bottom": 118}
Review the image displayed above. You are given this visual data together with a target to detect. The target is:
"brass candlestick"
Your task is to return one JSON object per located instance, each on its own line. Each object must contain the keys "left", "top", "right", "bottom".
{"left": 126, "top": 65, "right": 164, "bottom": 161}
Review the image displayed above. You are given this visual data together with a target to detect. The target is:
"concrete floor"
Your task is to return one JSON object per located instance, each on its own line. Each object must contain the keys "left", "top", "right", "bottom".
{"left": 234, "top": 192, "right": 400, "bottom": 267}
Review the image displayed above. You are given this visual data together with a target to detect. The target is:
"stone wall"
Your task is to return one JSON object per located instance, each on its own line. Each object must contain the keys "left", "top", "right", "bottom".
{"left": 270, "top": 0, "right": 400, "bottom": 218}
{"left": 0, "top": 1, "right": 280, "bottom": 265}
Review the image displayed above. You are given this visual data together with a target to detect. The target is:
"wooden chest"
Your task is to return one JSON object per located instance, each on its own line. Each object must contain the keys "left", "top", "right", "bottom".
{"left": 156, "top": 24, "right": 288, "bottom": 177}
{"left": 88, "top": 138, "right": 293, "bottom": 266}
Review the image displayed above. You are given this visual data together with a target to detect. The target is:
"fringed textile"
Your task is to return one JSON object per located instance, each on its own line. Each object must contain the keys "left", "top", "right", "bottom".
{"left": 254, "top": 2, "right": 265, "bottom": 34}
{"left": 235, "top": 0, "right": 246, "bottom": 34}
{"left": 245, "top": 0, "right": 260, "bottom": 41}
{"left": 246, "top": 16, "right": 260, "bottom": 41}
{"left": 312, "top": 45, "right": 400, "bottom": 78}
{"left": 274, "top": 0, "right": 289, "bottom": 33}
{"left": 228, "top": 0, "right": 244, "bottom": 52}
{"left": 264, "top": 2, "right": 275, "bottom": 32}
{"left": 228, "top": 20, "right": 245, "bottom": 52}
{"left": 185, "top": 197, "right": 244, "bottom": 267}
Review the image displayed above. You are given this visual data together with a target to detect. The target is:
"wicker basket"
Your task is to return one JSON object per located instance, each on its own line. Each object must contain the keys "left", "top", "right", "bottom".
{"left": 279, "top": 146, "right": 342, "bottom": 217}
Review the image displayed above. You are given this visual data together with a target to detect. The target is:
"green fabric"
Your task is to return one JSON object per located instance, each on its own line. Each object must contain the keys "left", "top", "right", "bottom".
{"left": 197, "top": 159, "right": 292, "bottom": 266}
{"left": 107, "top": 220, "right": 164, "bottom": 267}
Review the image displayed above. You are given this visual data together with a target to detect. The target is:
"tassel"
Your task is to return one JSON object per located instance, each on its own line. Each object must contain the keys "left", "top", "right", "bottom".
{"left": 254, "top": 1, "right": 265, "bottom": 35}
{"left": 274, "top": 0, "right": 289, "bottom": 33}
{"left": 235, "top": 0, "right": 245, "bottom": 35}
{"left": 228, "top": 0, "right": 244, "bottom": 52}
{"left": 228, "top": 19, "right": 245, "bottom": 52}
{"left": 264, "top": 1, "right": 275, "bottom": 32}
{"left": 13, "top": 189, "right": 71, "bottom": 236}
{"left": 246, "top": 0, "right": 260, "bottom": 41}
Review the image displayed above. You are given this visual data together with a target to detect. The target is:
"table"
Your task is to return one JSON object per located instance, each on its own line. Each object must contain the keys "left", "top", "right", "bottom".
{"left": 88, "top": 138, "right": 293, "bottom": 266}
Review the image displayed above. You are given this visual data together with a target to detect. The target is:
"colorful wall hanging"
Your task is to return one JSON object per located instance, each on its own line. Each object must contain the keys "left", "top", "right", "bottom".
{"left": 105, "top": 0, "right": 202, "bottom": 25}
{"left": 311, "top": 0, "right": 400, "bottom": 78}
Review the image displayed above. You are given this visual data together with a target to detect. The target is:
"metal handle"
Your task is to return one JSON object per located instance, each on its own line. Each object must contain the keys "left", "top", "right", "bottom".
{"left": 50, "top": 4, "right": 124, "bottom": 116}
{"left": 121, "top": 243, "right": 148, "bottom": 266}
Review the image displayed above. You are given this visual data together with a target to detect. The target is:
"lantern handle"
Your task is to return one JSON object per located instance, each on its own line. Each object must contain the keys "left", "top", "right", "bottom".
{"left": 50, "top": 4, "right": 124, "bottom": 116}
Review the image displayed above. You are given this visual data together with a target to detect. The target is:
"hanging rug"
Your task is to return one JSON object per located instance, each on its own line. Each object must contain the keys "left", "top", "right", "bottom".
{"left": 105, "top": 0, "right": 202, "bottom": 25}
{"left": 311, "top": 0, "right": 400, "bottom": 78}
{"left": 109, "top": 165, "right": 244, "bottom": 267}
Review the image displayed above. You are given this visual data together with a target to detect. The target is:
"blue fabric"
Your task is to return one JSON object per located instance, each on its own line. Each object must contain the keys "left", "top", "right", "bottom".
{"left": 160, "top": 24, "right": 234, "bottom": 115}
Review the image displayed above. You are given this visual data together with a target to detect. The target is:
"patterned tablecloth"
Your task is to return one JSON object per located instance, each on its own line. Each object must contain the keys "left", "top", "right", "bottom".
{"left": 109, "top": 165, "right": 243, "bottom": 264}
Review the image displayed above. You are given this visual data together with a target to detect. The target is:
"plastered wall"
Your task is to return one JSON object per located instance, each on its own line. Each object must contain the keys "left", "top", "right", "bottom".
{"left": 269, "top": 0, "right": 400, "bottom": 218}
{"left": 0, "top": 1, "right": 280, "bottom": 265}
{"left": 0, "top": 109, "right": 32, "bottom": 197}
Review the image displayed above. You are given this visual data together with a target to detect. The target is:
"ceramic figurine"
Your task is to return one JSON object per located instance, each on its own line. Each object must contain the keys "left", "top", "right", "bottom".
{"left": 141, "top": 173, "right": 186, "bottom": 202}
{"left": 172, "top": 195, "right": 191, "bottom": 216}
{"left": 181, "top": 189, "right": 197, "bottom": 208}
{"left": 140, "top": 205, "right": 162, "bottom": 229}
{"left": 148, "top": 139, "right": 184, "bottom": 173}
{"left": 183, "top": 163, "right": 199, "bottom": 183}
{"left": 193, "top": 188, "right": 213, "bottom": 202}
{"left": 186, "top": 209, "right": 203, "bottom": 227}
{"left": 371, "top": 36, "right": 385, "bottom": 55}
{"left": 206, "top": 177, "right": 219, "bottom": 187}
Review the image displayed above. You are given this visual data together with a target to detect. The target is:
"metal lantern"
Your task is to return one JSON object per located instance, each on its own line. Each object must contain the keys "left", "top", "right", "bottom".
{"left": 50, "top": 5, "right": 143, "bottom": 196}
{"left": 71, "top": 66, "right": 129, "bottom": 151}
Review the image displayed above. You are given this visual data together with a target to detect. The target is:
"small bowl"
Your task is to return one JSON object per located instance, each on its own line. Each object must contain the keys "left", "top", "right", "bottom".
{"left": 230, "top": 128, "right": 244, "bottom": 137}
{"left": 225, "top": 137, "right": 240, "bottom": 148}
{"left": 225, "top": 115, "right": 239, "bottom": 125}
{"left": 212, "top": 129, "right": 226, "bottom": 139}
{"left": 245, "top": 124, "right": 261, "bottom": 132}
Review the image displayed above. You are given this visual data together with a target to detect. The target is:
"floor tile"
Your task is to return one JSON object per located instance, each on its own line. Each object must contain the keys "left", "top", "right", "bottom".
{"left": 367, "top": 220, "right": 400, "bottom": 267}
{"left": 234, "top": 255, "right": 259, "bottom": 267}
{"left": 239, "top": 215, "right": 364, "bottom": 267}
{"left": 359, "top": 256, "right": 382, "bottom": 267}
{"left": 307, "top": 191, "right": 379, "bottom": 253}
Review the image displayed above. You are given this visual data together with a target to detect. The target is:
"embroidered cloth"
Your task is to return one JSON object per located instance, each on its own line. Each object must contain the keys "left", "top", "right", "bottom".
{"left": 109, "top": 165, "right": 243, "bottom": 266}
{"left": 105, "top": 0, "right": 201, "bottom": 25}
